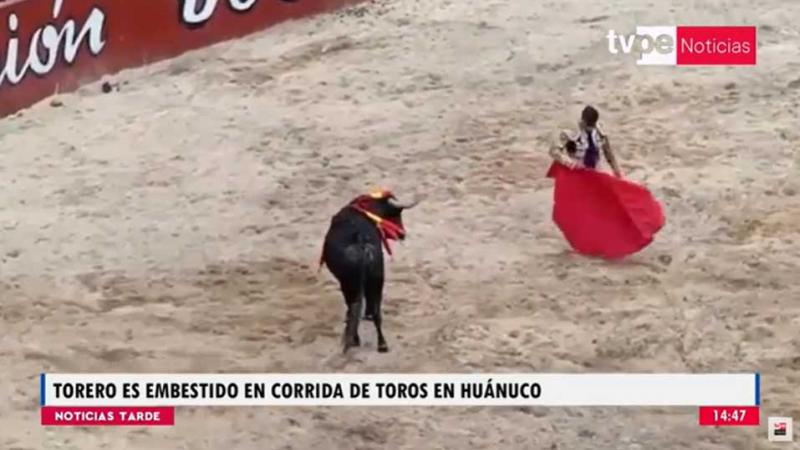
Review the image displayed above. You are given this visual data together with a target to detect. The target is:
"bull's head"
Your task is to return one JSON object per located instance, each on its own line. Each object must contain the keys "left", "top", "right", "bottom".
{"left": 350, "top": 189, "right": 421, "bottom": 241}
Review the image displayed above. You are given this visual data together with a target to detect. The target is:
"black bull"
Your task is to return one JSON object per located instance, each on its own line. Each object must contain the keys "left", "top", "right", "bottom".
{"left": 319, "top": 191, "right": 419, "bottom": 353}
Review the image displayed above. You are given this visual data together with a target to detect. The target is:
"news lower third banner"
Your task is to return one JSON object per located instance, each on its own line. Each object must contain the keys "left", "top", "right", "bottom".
{"left": 39, "top": 373, "right": 761, "bottom": 426}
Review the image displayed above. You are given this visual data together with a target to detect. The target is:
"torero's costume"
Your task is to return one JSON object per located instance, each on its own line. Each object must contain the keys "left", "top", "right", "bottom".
{"left": 545, "top": 128, "right": 664, "bottom": 259}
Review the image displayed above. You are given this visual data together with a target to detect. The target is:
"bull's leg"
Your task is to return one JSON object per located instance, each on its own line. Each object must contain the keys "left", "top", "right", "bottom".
{"left": 341, "top": 283, "right": 362, "bottom": 353}
{"left": 365, "top": 276, "right": 388, "bottom": 353}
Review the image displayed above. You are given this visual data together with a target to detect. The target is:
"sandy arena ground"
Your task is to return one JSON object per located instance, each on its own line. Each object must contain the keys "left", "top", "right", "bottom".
{"left": 1, "top": 0, "right": 799, "bottom": 448}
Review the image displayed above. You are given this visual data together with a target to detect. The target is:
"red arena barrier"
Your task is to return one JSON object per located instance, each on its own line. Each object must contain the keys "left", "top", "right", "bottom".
{"left": 0, "top": 0, "right": 364, "bottom": 117}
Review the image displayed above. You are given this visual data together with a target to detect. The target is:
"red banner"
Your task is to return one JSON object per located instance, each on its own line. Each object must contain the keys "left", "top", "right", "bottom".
{"left": 41, "top": 406, "right": 175, "bottom": 426}
{"left": 0, "top": 0, "right": 364, "bottom": 118}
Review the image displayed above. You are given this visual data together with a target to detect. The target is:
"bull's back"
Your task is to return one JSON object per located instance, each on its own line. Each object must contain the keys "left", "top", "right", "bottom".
{"left": 322, "top": 209, "right": 383, "bottom": 281}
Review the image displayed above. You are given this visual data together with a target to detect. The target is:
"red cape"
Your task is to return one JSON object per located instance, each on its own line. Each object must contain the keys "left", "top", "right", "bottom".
{"left": 546, "top": 162, "right": 665, "bottom": 259}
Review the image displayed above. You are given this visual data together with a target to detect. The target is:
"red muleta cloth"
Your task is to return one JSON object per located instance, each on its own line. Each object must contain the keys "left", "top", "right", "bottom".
{"left": 546, "top": 162, "right": 665, "bottom": 259}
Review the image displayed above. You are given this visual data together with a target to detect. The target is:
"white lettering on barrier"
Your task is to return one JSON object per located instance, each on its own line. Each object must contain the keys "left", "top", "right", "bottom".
{"left": 0, "top": 0, "right": 106, "bottom": 86}
{"left": 180, "top": 0, "right": 261, "bottom": 27}
{"left": 230, "top": 0, "right": 260, "bottom": 12}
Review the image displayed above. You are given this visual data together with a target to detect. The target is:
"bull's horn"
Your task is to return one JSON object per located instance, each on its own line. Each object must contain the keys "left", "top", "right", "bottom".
{"left": 387, "top": 195, "right": 422, "bottom": 209}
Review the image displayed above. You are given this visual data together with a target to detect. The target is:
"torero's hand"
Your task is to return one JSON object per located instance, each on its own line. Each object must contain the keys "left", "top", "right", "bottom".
{"left": 559, "top": 131, "right": 572, "bottom": 145}
{"left": 562, "top": 157, "right": 579, "bottom": 169}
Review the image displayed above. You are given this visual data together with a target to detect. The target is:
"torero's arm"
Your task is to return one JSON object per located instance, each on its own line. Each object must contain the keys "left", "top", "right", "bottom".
{"left": 548, "top": 130, "right": 580, "bottom": 168}
{"left": 549, "top": 145, "right": 572, "bottom": 167}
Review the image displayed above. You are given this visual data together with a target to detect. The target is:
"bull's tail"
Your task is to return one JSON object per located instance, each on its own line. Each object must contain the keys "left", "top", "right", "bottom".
{"left": 318, "top": 242, "right": 326, "bottom": 272}
{"left": 357, "top": 234, "right": 368, "bottom": 311}
{"left": 342, "top": 237, "right": 369, "bottom": 351}
{"left": 358, "top": 236, "right": 377, "bottom": 322}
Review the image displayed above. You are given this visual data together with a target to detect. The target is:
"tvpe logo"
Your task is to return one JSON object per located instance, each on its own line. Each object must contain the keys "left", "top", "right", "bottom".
{"left": 607, "top": 27, "right": 676, "bottom": 65}
{"left": 607, "top": 26, "right": 757, "bottom": 66}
